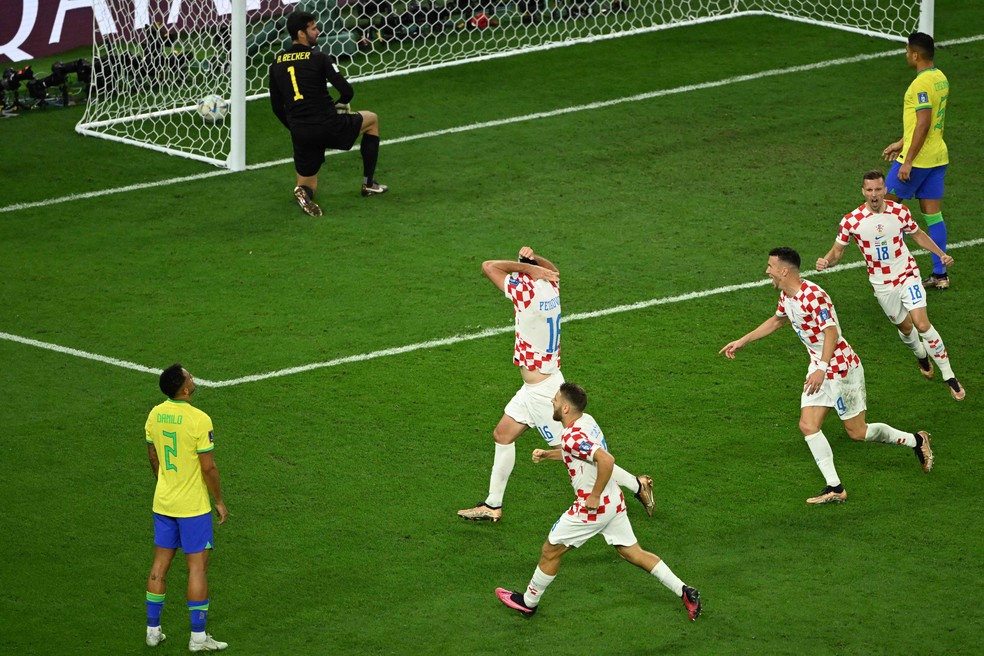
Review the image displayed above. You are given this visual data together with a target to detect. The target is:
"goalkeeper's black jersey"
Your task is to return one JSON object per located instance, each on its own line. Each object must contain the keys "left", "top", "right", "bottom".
{"left": 268, "top": 43, "right": 354, "bottom": 129}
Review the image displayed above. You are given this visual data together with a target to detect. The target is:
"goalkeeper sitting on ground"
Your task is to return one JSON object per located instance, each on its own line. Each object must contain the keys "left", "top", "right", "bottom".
{"left": 268, "top": 10, "right": 387, "bottom": 216}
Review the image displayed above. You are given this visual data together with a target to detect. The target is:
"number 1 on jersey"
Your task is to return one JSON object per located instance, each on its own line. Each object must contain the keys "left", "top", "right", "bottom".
{"left": 546, "top": 313, "right": 561, "bottom": 354}
{"left": 287, "top": 66, "right": 304, "bottom": 101}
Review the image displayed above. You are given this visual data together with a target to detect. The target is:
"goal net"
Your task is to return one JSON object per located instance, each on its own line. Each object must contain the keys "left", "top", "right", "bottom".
{"left": 76, "top": 0, "right": 932, "bottom": 169}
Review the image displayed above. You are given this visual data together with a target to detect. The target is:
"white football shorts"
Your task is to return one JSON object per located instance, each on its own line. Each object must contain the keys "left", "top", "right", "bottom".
{"left": 873, "top": 276, "right": 928, "bottom": 324}
{"left": 801, "top": 362, "right": 867, "bottom": 421}
{"left": 548, "top": 506, "right": 637, "bottom": 549}
{"left": 504, "top": 370, "right": 565, "bottom": 446}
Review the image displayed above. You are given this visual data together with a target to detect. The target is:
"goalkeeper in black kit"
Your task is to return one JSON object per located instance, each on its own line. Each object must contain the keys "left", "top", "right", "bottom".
{"left": 268, "top": 11, "right": 387, "bottom": 216}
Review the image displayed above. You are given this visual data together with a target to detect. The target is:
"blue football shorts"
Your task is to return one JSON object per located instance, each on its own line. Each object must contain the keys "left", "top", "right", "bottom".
{"left": 153, "top": 511, "right": 214, "bottom": 553}
{"left": 886, "top": 162, "right": 946, "bottom": 200}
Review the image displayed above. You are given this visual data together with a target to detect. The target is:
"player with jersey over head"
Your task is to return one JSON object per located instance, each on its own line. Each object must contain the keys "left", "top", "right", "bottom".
{"left": 817, "top": 170, "right": 964, "bottom": 401}
{"left": 720, "top": 247, "right": 935, "bottom": 505}
{"left": 269, "top": 11, "right": 387, "bottom": 216}
{"left": 143, "top": 364, "right": 228, "bottom": 652}
{"left": 457, "top": 246, "right": 654, "bottom": 523}
{"left": 494, "top": 382, "right": 701, "bottom": 621}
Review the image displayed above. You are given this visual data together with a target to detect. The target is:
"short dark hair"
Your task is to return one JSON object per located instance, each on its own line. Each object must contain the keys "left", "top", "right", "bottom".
{"left": 286, "top": 12, "right": 315, "bottom": 40}
{"left": 862, "top": 169, "right": 885, "bottom": 184}
{"left": 558, "top": 382, "right": 588, "bottom": 413}
{"left": 159, "top": 363, "right": 186, "bottom": 399}
{"left": 769, "top": 246, "right": 800, "bottom": 270}
{"left": 908, "top": 31, "right": 935, "bottom": 59}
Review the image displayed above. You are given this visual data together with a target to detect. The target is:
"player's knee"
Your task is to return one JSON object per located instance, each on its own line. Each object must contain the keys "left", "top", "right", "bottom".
{"left": 798, "top": 419, "right": 820, "bottom": 436}
{"left": 845, "top": 424, "right": 867, "bottom": 441}
{"left": 492, "top": 428, "right": 512, "bottom": 444}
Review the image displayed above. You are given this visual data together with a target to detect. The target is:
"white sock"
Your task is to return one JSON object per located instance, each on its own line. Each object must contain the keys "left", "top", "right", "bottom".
{"left": 191, "top": 631, "right": 206, "bottom": 643}
{"left": 897, "top": 328, "right": 927, "bottom": 358}
{"left": 523, "top": 565, "right": 555, "bottom": 608}
{"left": 919, "top": 326, "right": 956, "bottom": 379}
{"left": 612, "top": 465, "right": 639, "bottom": 493}
{"left": 650, "top": 560, "right": 684, "bottom": 597}
{"left": 804, "top": 432, "right": 840, "bottom": 487}
{"left": 864, "top": 422, "right": 916, "bottom": 447}
{"left": 485, "top": 443, "right": 515, "bottom": 507}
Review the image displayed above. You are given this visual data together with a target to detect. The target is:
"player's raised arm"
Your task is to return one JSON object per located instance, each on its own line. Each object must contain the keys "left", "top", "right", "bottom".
{"left": 519, "top": 246, "right": 559, "bottom": 273}
{"left": 719, "top": 315, "right": 788, "bottom": 359}
{"left": 482, "top": 260, "right": 558, "bottom": 290}
{"left": 532, "top": 448, "right": 562, "bottom": 463}
{"left": 909, "top": 228, "right": 954, "bottom": 267}
{"left": 816, "top": 242, "right": 847, "bottom": 271}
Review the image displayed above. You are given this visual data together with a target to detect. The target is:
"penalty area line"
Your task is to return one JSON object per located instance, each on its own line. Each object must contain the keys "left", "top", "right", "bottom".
{"left": 6, "top": 240, "right": 974, "bottom": 387}
{"left": 3, "top": 32, "right": 982, "bottom": 215}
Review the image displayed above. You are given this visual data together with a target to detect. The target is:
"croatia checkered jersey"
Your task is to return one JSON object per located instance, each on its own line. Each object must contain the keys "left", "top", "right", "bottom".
{"left": 837, "top": 200, "right": 921, "bottom": 287}
{"left": 776, "top": 280, "right": 860, "bottom": 379}
{"left": 504, "top": 272, "right": 561, "bottom": 374}
{"left": 560, "top": 413, "right": 626, "bottom": 521}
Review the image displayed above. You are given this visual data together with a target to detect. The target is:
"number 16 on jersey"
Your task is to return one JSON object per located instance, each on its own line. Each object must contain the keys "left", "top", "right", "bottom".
{"left": 546, "top": 312, "right": 561, "bottom": 354}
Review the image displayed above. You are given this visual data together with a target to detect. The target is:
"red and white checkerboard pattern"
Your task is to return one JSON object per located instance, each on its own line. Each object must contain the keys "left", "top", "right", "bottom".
{"left": 506, "top": 272, "right": 561, "bottom": 374}
{"left": 777, "top": 280, "right": 860, "bottom": 379}
{"left": 560, "top": 414, "right": 625, "bottom": 520}
{"left": 837, "top": 201, "right": 920, "bottom": 287}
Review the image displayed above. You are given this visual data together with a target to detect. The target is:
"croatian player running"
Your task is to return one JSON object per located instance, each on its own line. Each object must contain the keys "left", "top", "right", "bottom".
{"left": 720, "top": 247, "right": 934, "bottom": 505}
{"left": 495, "top": 383, "right": 701, "bottom": 620}
{"left": 458, "top": 246, "right": 655, "bottom": 522}
{"left": 144, "top": 364, "right": 229, "bottom": 652}
{"left": 882, "top": 32, "right": 951, "bottom": 288}
{"left": 817, "top": 170, "right": 964, "bottom": 401}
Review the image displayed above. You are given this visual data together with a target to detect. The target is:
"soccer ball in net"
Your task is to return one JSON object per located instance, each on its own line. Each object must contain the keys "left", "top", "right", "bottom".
{"left": 196, "top": 94, "right": 229, "bottom": 122}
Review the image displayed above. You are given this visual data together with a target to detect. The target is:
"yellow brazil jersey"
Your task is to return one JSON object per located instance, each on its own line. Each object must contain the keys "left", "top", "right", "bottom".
{"left": 145, "top": 399, "right": 214, "bottom": 517}
{"left": 899, "top": 68, "right": 949, "bottom": 168}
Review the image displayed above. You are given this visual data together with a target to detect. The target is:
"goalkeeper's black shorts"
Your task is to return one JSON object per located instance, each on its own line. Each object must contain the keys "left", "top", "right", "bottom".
{"left": 291, "top": 113, "right": 364, "bottom": 176}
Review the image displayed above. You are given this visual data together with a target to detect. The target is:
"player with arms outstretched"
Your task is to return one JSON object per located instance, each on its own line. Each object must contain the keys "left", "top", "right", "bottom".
{"left": 458, "top": 246, "right": 654, "bottom": 522}
{"left": 720, "top": 247, "right": 935, "bottom": 505}
{"left": 817, "top": 170, "right": 963, "bottom": 400}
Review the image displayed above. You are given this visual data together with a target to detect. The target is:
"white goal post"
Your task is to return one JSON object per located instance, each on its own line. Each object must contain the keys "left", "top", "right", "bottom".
{"left": 76, "top": 0, "right": 935, "bottom": 170}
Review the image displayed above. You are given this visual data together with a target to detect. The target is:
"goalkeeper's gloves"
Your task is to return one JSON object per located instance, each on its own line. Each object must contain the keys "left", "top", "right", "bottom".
{"left": 335, "top": 102, "right": 353, "bottom": 115}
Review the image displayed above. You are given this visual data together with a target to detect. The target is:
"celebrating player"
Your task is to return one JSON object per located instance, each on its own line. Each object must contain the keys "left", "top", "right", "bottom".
{"left": 457, "top": 246, "right": 655, "bottom": 523}
{"left": 817, "top": 170, "right": 964, "bottom": 401}
{"left": 882, "top": 31, "right": 951, "bottom": 288}
{"left": 144, "top": 364, "right": 229, "bottom": 652}
{"left": 268, "top": 11, "right": 387, "bottom": 217}
{"left": 720, "top": 247, "right": 935, "bottom": 505}
{"left": 495, "top": 383, "right": 701, "bottom": 621}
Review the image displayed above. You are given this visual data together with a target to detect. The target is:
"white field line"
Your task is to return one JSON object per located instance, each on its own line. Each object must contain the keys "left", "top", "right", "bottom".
{"left": 4, "top": 239, "right": 982, "bottom": 387}
{"left": 3, "top": 32, "right": 982, "bottom": 216}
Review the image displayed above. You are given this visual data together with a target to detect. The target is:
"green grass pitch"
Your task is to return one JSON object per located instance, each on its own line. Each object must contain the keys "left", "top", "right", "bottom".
{"left": 2, "top": 4, "right": 983, "bottom": 654}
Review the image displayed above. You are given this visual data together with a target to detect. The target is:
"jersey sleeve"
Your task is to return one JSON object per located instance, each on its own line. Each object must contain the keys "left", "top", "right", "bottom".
{"left": 810, "top": 291, "right": 837, "bottom": 331}
{"left": 323, "top": 54, "right": 354, "bottom": 104}
{"left": 911, "top": 77, "right": 934, "bottom": 112}
{"left": 195, "top": 414, "right": 215, "bottom": 454}
{"left": 145, "top": 412, "right": 155, "bottom": 444}
{"left": 561, "top": 426, "right": 599, "bottom": 463}
{"left": 775, "top": 294, "right": 788, "bottom": 319}
{"left": 898, "top": 204, "right": 919, "bottom": 235}
{"left": 504, "top": 272, "right": 535, "bottom": 309}
{"left": 835, "top": 216, "right": 853, "bottom": 245}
